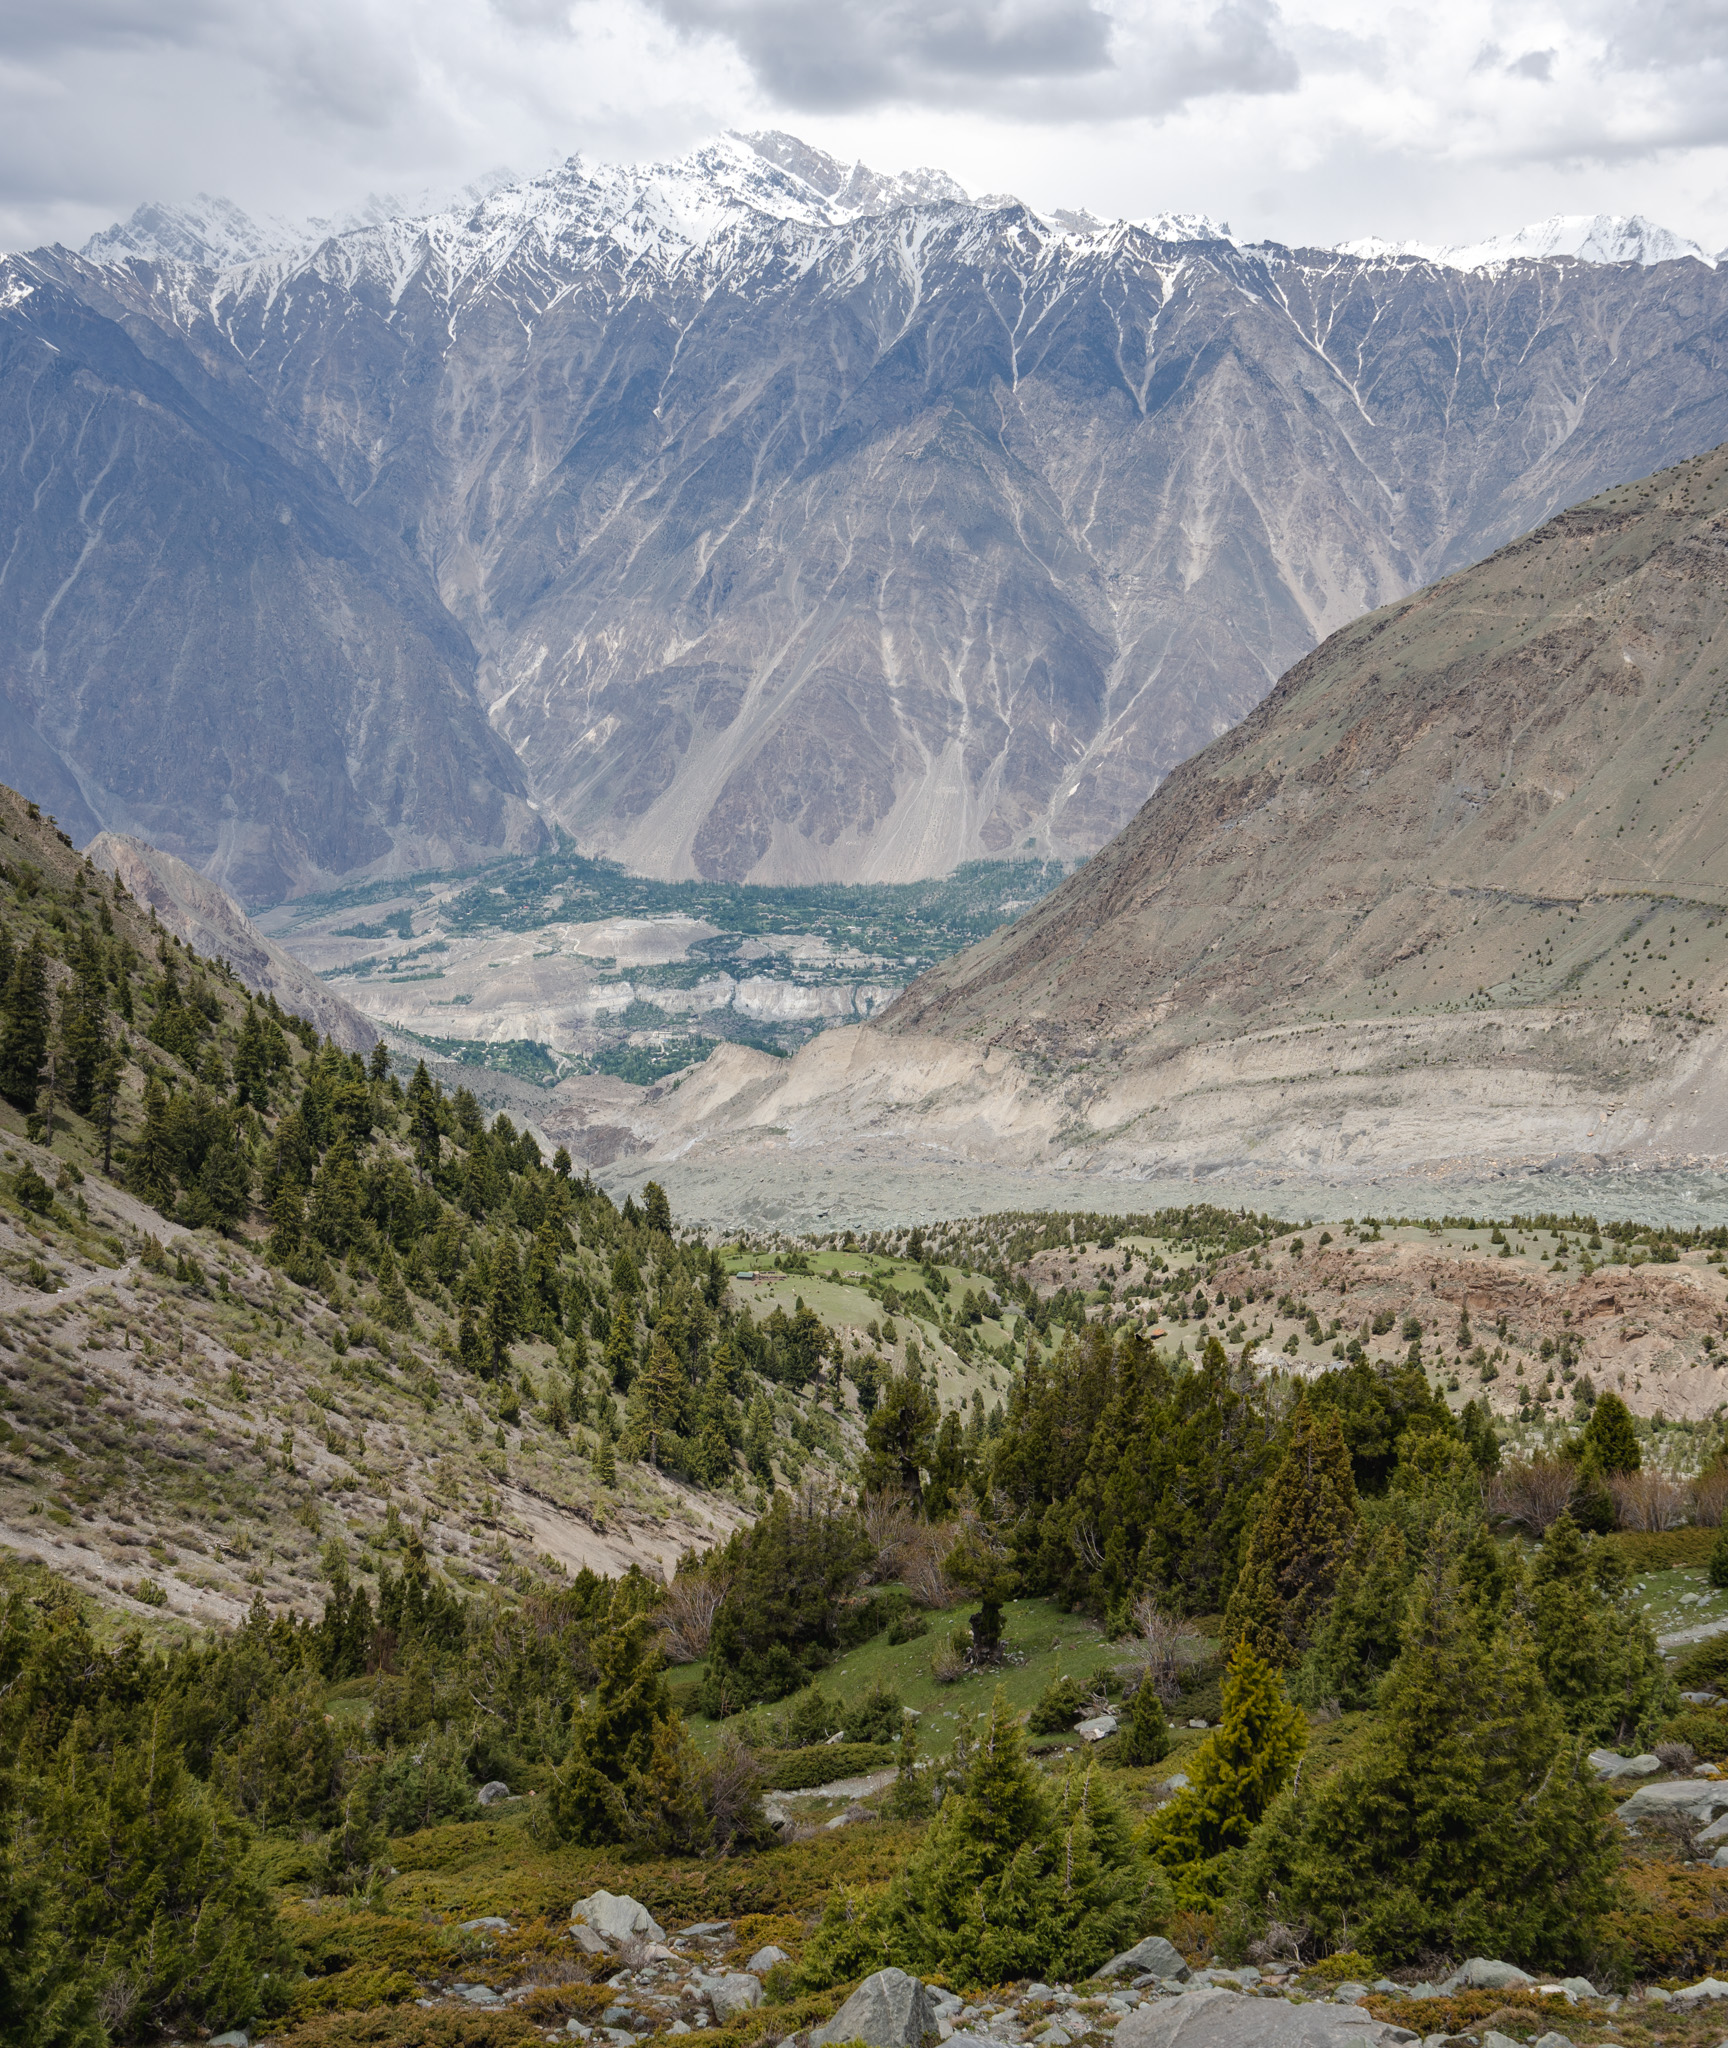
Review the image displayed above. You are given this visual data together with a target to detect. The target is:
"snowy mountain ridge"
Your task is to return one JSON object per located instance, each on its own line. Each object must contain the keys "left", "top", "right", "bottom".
{"left": 1339, "top": 211, "right": 1719, "bottom": 271}
{"left": 78, "top": 138, "right": 1719, "bottom": 286}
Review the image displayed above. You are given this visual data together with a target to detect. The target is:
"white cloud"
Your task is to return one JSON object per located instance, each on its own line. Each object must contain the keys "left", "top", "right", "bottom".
{"left": 0, "top": 0, "right": 1725, "bottom": 256}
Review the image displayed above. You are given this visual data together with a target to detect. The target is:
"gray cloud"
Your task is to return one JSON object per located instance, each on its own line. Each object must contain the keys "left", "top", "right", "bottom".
{"left": 644, "top": 0, "right": 1296, "bottom": 114}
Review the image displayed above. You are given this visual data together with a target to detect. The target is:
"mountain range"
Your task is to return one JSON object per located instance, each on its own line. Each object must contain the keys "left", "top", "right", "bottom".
{"left": 3, "top": 135, "right": 1728, "bottom": 902}
{"left": 554, "top": 439, "right": 1728, "bottom": 1188}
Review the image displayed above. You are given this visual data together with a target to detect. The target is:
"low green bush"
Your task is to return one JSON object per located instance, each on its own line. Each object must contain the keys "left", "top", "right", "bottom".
{"left": 760, "top": 1743, "right": 897, "bottom": 1790}
{"left": 1027, "top": 1674, "right": 1089, "bottom": 1734}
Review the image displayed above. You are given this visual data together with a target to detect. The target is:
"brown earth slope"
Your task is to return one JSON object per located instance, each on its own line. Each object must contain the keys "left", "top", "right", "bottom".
{"left": 561, "top": 442, "right": 1728, "bottom": 1186}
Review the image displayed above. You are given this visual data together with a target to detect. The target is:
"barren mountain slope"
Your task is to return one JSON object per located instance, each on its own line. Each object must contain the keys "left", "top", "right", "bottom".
{"left": 7, "top": 138, "right": 1728, "bottom": 894}
{"left": 563, "top": 442, "right": 1728, "bottom": 1182}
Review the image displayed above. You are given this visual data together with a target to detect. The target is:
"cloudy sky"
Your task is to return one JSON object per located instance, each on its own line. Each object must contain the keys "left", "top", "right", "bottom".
{"left": 3, "top": 0, "right": 1727, "bottom": 255}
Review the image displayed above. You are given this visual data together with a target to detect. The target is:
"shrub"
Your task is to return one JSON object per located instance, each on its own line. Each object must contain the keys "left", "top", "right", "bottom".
{"left": 1119, "top": 1681, "right": 1171, "bottom": 1767}
{"left": 887, "top": 1609, "right": 929, "bottom": 1645}
{"left": 1674, "top": 1636, "right": 1728, "bottom": 1692}
{"left": 1028, "top": 1674, "right": 1090, "bottom": 1735}
{"left": 1656, "top": 1710, "right": 1728, "bottom": 1763}
{"left": 760, "top": 1744, "right": 898, "bottom": 1790}
{"left": 1711, "top": 1523, "right": 1728, "bottom": 1591}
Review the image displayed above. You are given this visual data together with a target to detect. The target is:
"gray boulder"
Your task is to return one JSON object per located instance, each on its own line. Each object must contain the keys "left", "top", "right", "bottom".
{"left": 1480, "top": 2034, "right": 1521, "bottom": 2048}
{"left": 1586, "top": 1750, "right": 1661, "bottom": 1780}
{"left": 572, "top": 1891, "right": 668, "bottom": 1944}
{"left": 571, "top": 1925, "right": 610, "bottom": 1956}
{"left": 1097, "top": 1937, "right": 1193, "bottom": 1984}
{"left": 477, "top": 1780, "right": 513, "bottom": 1805}
{"left": 1532, "top": 2034, "right": 1574, "bottom": 2048}
{"left": 811, "top": 1968, "right": 940, "bottom": 2048}
{"left": 748, "top": 1945, "right": 792, "bottom": 1975}
{"left": 1438, "top": 1961, "right": 1535, "bottom": 1995}
{"left": 209, "top": 2035, "right": 250, "bottom": 2048}
{"left": 709, "top": 1974, "right": 765, "bottom": 2020}
{"left": 1670, "top": 1978, "right": 1728, "bottom": 2004}
{"left": 1115, "top": 1987, "right": 1417, "bottom": 2048}
{"left": 1617, "top": 1781, "right": 1728, "bottom": 1824}
{"left": 1077, "top": 1714, "right": 1120, "bottom": 1741}
{"left": 461, "top": 1916, "right": 511, "bottom": 1933}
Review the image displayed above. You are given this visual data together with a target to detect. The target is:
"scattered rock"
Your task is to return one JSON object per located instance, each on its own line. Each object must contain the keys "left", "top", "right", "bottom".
{"left": 1115, "top": 1985, "right": 1417, "bottom": 2048}
{"left": 1331, "top": 1987, "right": 1369, "bottom": 2006}
{"left": 1670, "top": 1979, "right": 1728, "bottom": 2004}
{"left": 811, "top": 1967, "right": 941, "bottom": 2048}
{"left": 1587, "top": 1751, "right": 1661, "bottom": 1780}
{"left": 571, "top": 1925, "right": 611, "bottom": 1956}
{"left": 603, "top": 2007, "right": 633, "bottom": 2026}
{"left": 1188, "top": 1719, "right": 1209, "bottom": 1730}
{"left": 209, "top": 2034, "right": 250, "bottom": 2048}
{"left": 748, "top": 1946, "right": 791, "bottom": 1975}
{"left": 1076, "top": 1715, "right": 1119, "bottom": 1741}
{"left": 709, "top": 1975, "right": 766, "bottom": 2020}
{"left": 1437, "top": 1961, "right": 1535, "bottom": 1995}
{"left": 457, "top": 1985, "right": 503, "bottom": 2006}
{"left": 476, "top": 1780, "right": 513, "bottom": 1805}
{"left": 1097, "top": 1937, "right": 1193, "bottom": 1984}
{"left": 681, "top": 1922, "right": 734, "bottom": 1939}
{"left": 1617, "top": 1781, "right": 1728, "bottom": 1824}
{"left": 573, "top": 1891, "right": 668, "bottom": 1944}
{"left": 1480, "top": 2033, "right": 1522, "bottom": 2048}
{"left": 461, "top": 1916, "right": 511, "bottom": 1933}
{"left": 1532, "top": 2033, "right": 1573, "bottom": 2048}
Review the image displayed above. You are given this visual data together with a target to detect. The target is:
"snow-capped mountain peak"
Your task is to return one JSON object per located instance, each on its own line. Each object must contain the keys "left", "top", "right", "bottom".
{"left": 1340, "top": 211, "right": 1715, "bottom": 271}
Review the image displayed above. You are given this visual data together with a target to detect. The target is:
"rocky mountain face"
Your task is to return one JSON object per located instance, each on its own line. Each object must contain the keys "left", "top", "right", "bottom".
{"left": 573, "top": 441, "right": 1728, "bottom": 1184}
{"left": 4, "top": 138, "right": 1728, "bottom": 898}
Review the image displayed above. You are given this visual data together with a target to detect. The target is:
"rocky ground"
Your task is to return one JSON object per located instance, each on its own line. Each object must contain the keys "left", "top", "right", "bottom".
{"left": 274, "top": 1884, "right": 1712, "bottom": 2048}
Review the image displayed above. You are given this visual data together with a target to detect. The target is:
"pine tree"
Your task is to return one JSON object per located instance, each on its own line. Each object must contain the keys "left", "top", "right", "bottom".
{"left": 1526, "top": 1511, "right": 1672, "bottom": 1745}
{"left": 127, "top": 1074, "right": 176, "bottom": 1206}
{"left": 1581, "top": 1391, "right": 1641, "bottom": 1474}
{"left": 486, "top": 1238, "right": 522, "bottom": 1376}
{"left": 545, "top": 1599, "right": 684, "bottom": 1846}
{"left": 1119, "top": 1678, "right": 1171, "bottom": 1766}
{"left": 0, "top": 937, "right": 50, "bottom": 1107}
{"left": 860, "top": 1368, "right": 938, "bottom": 1504}
{"left": 798, "top": 1688, "right": 1163, "bottom": 1989}
{"left": 1568, "top": 1448, "right": 1616, "bottom": 1534}
{"left": 744, "top": 1391, "right": 776, "bottom": 1484}
{"left": 1142, "top": 1638, "right": 1307, "bottom": 1907}
{"left": 624, "top": 1328, "right": 689, "bottom": 1470}
{"left": 1227, "top": 1532, "right": 1620, "bottom": 1969}
{"left": 406, "top": 1060, "right": 442, "bottom": 1173}
{"left": 1295, "top": 1519, "right": 1408, "bottom": 1709}
{"left": 885, "top": 1718, "right": 935, "bottom": 1820}
{"left": 59, "top": 931, "right": 108, "bottom": 1114}
{"left": 642, "top": 1180, "right": 673, "bottom": 1235}
{"left": 1225, "top": 1394, "right": 1359, "bottom": 1666}
{"left": 604, "top": 1302, "right": 638, "bottom": 1392}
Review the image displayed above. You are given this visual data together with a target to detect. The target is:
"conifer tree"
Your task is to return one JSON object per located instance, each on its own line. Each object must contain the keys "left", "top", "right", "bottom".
{"left": 546, "top": 1597, "right": 718, "bottom": 1849}
{"left": 604, "top": 1302, "right": 638, "bottom": 1391}
{"left": 860, "top": 1368, "right": 938, "bottom": 1504}
{"left": 1143, "top": 1638, "right": 1306, "bottom": 1907}
{"left": 1526, "top": 1511, "right": 1671, "bottom": 1744}
{"left": 1227, "top": 1531, "right": 1619, "bottom": 1968}
{"left": 127, "top": 1074, "right": 176, "bottom": 1206}
{"left": 0, "top": 937, "right": 50, "bottom": 1107}
{"left": 744, "top": 1391, "right": 776, "bottom": 1484}
{"left": 799, "top": 1688, "right": 1163, "bottom": 1989}
{"left": 486, "top": 1239, "right": 522, "bottom": 1375}
{"left": 625, "top": 1328, "right": 689, "bottom": 1470}
{"left": 59, "top": 932, "right": 108, "bottom": 1114}
{"left": 406, "top": 1060, "right": 442, "bottom": 1173}
{"left": 1119, "top": 1678, "right": 1171, "bottom": 1766}
{"left": 1581, "top": 1390, "right": 1640, "bottom": 1474}
{"left": 1225, "top": 1394, "right": 1359, "bottom": 1666}
{"left": 1294, "top": 1520, "right": 1407, "bottom": 1709}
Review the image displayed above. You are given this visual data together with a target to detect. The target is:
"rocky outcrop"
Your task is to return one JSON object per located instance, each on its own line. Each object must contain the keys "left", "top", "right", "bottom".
{"left": 86, "top": 831, "right": 381, "bottom": 1052}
